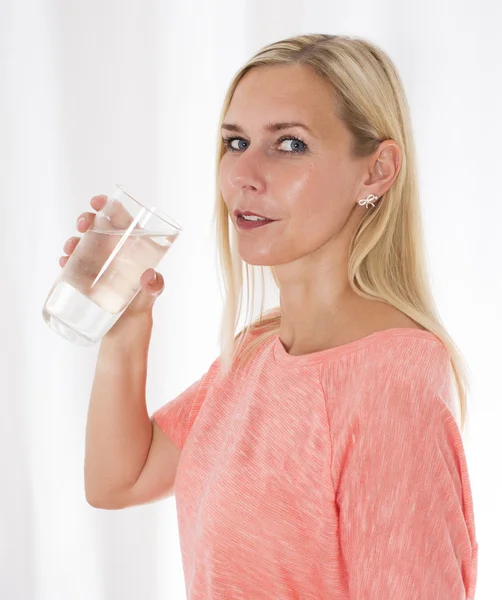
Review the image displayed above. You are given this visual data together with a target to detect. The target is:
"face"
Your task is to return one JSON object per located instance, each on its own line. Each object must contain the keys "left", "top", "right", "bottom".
{"left": 219, "top": 64, "right": 371, "bottom": 268}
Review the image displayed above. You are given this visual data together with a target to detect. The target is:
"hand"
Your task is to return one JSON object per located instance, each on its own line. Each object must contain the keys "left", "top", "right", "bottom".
{"left": 60, "top": 195, "right": 166, "bottom": 316}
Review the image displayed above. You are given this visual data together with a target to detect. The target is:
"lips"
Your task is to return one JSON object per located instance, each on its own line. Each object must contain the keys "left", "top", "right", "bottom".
{"left": 236, "top": 215, "right": 275, "bottom": 230}
{"left": 233, "top": 209, "right": 274, "bottom": 220}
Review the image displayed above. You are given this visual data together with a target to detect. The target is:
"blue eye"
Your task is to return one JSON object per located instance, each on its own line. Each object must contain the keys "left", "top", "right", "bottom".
{"left": 224, "top": 138, "right": 249, "bottom": 152}
{"left": 278, "top": 138, "right": 307, "bottom": 153}
{"left": 222, "top": 135, "right": 308, "bottom": 155}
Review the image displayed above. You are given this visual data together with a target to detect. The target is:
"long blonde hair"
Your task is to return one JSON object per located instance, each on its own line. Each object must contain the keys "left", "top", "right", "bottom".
{"left": 212, "top": 34, "right": 471, "bottom": 433}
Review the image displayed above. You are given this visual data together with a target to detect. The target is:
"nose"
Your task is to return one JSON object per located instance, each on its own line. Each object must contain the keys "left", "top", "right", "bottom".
{"left": 226, "top": 149, "right": 266, "bottom": 193}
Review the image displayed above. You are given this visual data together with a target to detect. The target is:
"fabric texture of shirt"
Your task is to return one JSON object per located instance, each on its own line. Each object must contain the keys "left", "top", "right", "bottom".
{"left": 153, "top": 328, "right": 478, "bottom": 599}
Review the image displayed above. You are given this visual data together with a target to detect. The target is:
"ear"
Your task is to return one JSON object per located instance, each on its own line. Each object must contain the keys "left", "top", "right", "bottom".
{"left": 360, "top": 140, "right": 401, "bottom": 199}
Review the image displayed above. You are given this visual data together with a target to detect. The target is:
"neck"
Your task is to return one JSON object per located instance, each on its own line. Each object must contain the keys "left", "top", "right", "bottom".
{"left": 278, "top": 285, "right": 369, "bottom": 355}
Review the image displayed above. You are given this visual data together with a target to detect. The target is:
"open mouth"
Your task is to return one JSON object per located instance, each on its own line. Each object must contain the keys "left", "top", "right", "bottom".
{"left": 236, "top": 215, "right": 276, "bottom": 230}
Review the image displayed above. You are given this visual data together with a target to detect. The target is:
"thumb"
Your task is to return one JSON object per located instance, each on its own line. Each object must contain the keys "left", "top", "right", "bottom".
{"left": 130, "top": 268, "right": 165, "bottom": 312}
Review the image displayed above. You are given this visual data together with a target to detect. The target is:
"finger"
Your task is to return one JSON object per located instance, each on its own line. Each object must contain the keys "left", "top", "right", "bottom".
{"left": 76, "top": 212, "right": 96, "bottom": 233}
{"left": 99, "top": 197, "right": 141, "bottom": 231}
{"left": 143, "top": 269, "right": 164, "bottom": 297}
{"left": 90, "top": 195, "right": 108, "bottom": 212}
{"left": 59, "top": 255, "right": 69, "bottom": 268}
{"left": 63, "top": 236, "right": 80, "bottom": 255}
{"left": 130, "top": 270, "right": 165, "bottom": 312}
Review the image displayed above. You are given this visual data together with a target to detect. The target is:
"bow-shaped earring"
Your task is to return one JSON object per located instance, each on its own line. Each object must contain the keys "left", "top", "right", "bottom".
{"left": 357, "top": 193, "right": 379, "bottom": 209}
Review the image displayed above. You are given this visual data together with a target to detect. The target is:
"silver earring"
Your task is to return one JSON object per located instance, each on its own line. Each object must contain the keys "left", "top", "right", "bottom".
{"left": 358, "top": 193, "right": 379, "bottom": 209}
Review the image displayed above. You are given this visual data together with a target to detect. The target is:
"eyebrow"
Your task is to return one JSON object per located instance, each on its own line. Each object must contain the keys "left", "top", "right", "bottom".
{"left": 221, "top": 121, "right": 315, "bottom": 136}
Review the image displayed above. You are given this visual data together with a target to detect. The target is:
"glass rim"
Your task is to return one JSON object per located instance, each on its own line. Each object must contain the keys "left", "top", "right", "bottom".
{"left": 115, "top": 184, "right": 183, "bottom": 232}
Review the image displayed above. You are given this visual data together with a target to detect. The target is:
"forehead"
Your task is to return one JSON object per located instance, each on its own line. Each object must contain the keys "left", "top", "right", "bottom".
{"left": 225, "top": 64, "right": 340, "bottom": 134}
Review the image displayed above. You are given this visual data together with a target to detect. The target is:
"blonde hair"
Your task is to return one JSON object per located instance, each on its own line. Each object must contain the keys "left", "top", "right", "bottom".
{"left": 211, "top": 34, "right": 471, "bottom": 433}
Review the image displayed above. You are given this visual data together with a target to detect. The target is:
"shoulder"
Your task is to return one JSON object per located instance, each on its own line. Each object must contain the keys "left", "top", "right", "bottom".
{"left": 322, "top": 327, "right": 450, "bottom": 385}
{"left": 376, "top": 331, "right": 450, "bottom": 385}
{"left": 321, "top": 330, "right": 453, "bottom": 424}
{"left": 364, "top": 337, "right": 454, "bottom": 433}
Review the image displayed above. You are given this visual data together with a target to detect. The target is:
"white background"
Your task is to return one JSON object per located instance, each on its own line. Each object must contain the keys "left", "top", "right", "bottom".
{"left": 0, "top": 1, "right": 499, "bottom": 598}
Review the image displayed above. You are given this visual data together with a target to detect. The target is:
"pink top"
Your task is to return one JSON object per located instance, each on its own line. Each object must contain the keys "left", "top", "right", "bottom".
{"left": 153, "top": 328, "right": 478, "bottom": 599}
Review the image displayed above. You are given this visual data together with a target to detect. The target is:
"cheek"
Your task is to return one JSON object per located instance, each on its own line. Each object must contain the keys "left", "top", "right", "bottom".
{"left": 282, "top": 162, "right": 341, "bottom": 234}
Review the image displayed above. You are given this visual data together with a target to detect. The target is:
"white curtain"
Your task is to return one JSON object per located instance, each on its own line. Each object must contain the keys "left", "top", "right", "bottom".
{"left": 1, "top": 1, "right": 499, "bottom": 598}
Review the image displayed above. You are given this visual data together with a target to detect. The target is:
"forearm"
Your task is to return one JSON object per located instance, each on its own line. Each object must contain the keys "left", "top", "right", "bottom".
{"left": 84, "top": 314, "right": 154, "bottom": 504}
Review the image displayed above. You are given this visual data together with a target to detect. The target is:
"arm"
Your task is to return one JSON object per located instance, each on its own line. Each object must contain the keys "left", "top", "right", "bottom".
{"left": 84, "top": 315, "right": 155, "bottom": 506}
{"left": 336, "top": 384, "right": 478, "bottom": 599}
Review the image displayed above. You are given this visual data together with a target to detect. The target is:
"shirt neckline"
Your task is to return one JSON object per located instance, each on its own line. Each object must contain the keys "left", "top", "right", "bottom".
{"left": 271, "top": 327, "right": 444, "bottom": 367}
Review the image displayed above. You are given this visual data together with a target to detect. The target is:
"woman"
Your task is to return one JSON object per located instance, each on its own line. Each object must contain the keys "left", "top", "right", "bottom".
{"left": 74, "top": 34, "right": 478, "bottom": 599}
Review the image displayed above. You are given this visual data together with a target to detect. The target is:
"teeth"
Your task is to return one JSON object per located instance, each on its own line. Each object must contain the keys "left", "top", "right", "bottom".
{"left": 242, "top": 215, "right": 266, "bottom": 221}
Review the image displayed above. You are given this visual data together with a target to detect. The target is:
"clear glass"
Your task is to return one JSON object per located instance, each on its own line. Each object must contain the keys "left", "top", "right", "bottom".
{"left": 42, "top": 184, "right": 182, "bottom": 345}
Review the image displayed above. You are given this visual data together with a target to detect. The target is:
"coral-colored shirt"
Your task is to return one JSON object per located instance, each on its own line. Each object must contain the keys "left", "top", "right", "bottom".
{"left": 153, "top": 328, "right": 478, "bottom": 599}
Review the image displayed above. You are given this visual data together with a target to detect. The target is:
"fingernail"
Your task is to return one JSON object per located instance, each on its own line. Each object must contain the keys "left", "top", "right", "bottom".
{"left": 150, "top": 271, "right": 157, "bottom": 284}
{"left": 77, "top": 217, "right": 87, "bottom": 228}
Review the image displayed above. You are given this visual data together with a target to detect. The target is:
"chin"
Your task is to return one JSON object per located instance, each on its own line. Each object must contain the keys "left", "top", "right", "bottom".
{"left": 237, "top": 248, "right": 295, "bottom": 267}
{"left": 239, "top": 255, "right": 277, "bottom": 267}
{"left": 235, "top": 236, "right": 299, "bottom": 267}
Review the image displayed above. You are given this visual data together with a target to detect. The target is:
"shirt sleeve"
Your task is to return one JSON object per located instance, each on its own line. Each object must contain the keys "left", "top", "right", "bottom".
{"left": 152, "top": 356, "right": 220, "bottom": 450}
{"left": 336, "top": 382, "right": 478, "bottom": 599}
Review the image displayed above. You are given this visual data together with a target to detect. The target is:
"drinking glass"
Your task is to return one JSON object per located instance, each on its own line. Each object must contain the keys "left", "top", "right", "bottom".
{"left": 42, "top": 184, "right": 182, "bottom": 345}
